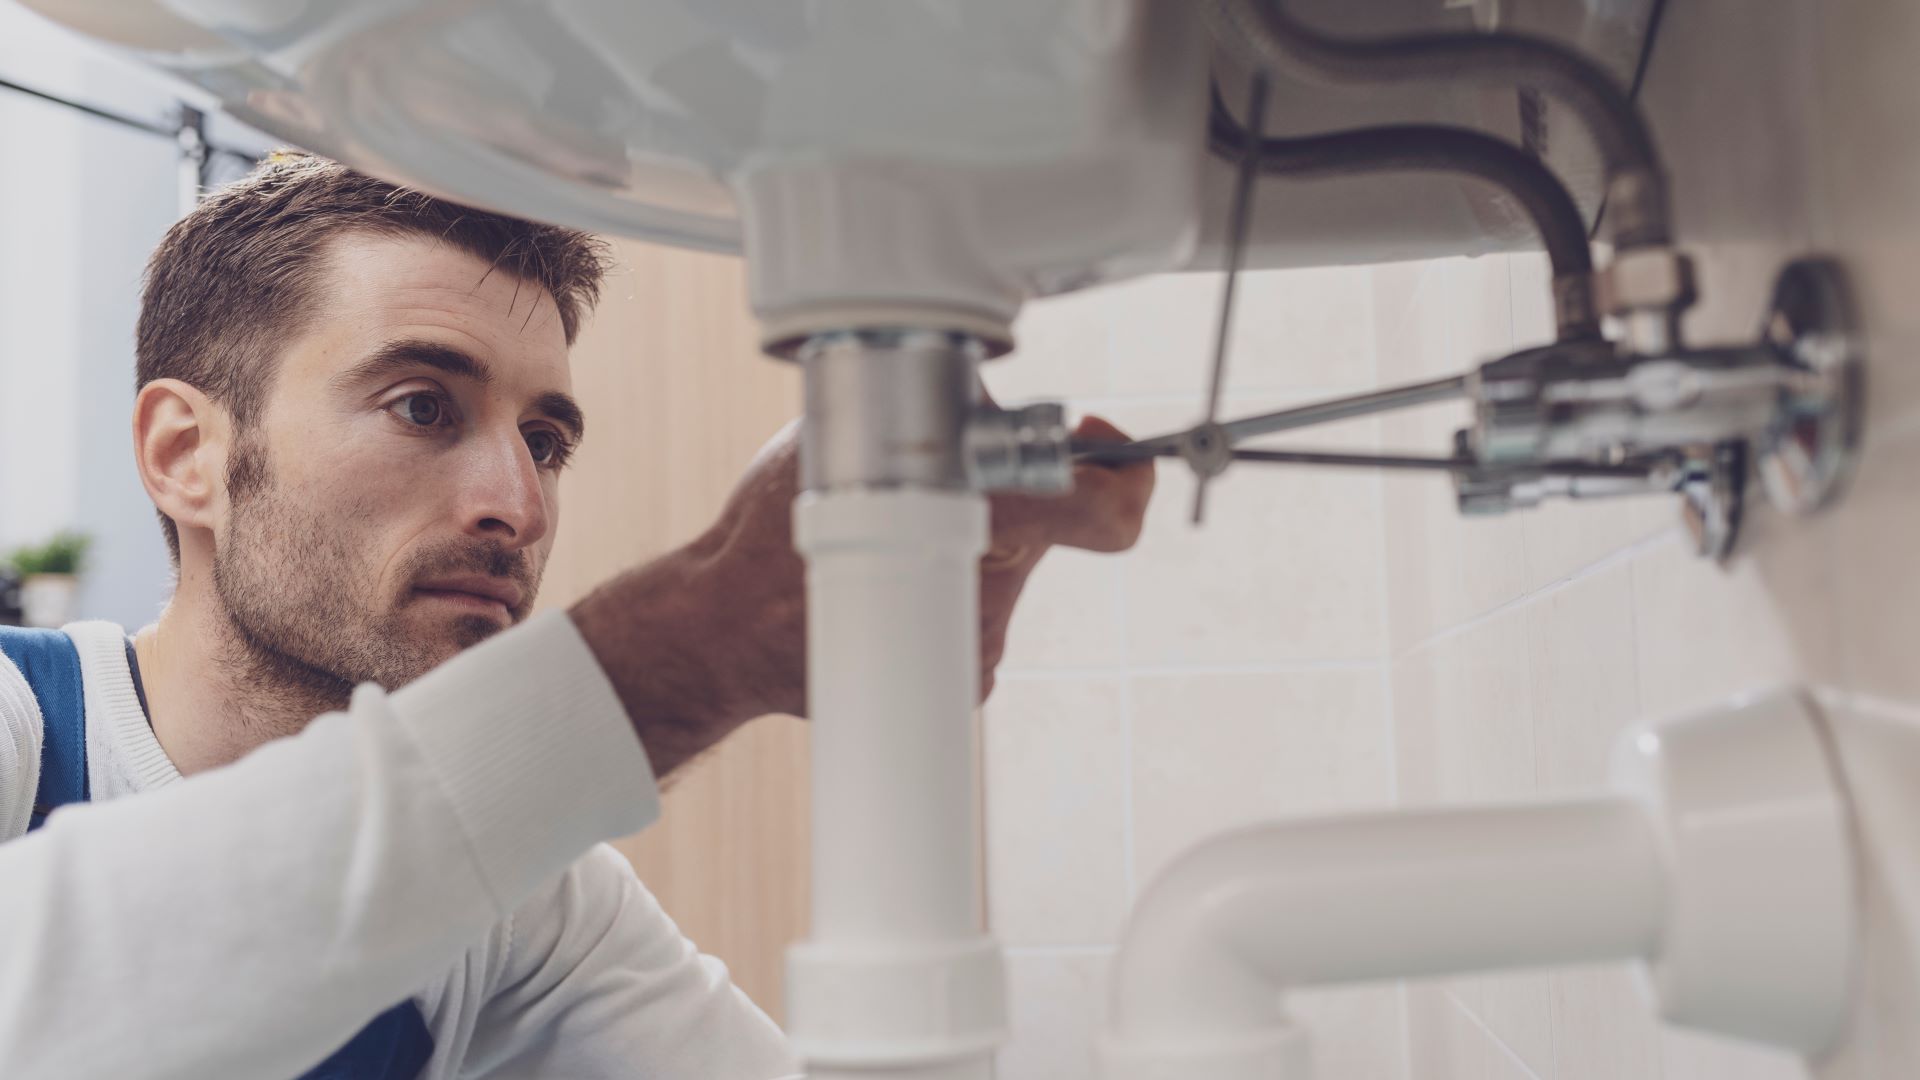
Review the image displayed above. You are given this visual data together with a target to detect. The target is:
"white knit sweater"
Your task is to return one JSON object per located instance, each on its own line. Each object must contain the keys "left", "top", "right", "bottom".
{"left": 0, "top": 612, "right": 798, "bottom": 1080}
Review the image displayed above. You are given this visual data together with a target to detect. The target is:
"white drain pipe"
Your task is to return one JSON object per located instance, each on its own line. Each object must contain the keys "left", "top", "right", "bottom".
{"left": 1099, "top": 689, "right": 1858, "bottom": 1079}
{"left": 1101, "top": 800, "right": 1665, "bottom": 1076}
{"left": 784, "top": 330, "right": 1008, "bottom": 1080}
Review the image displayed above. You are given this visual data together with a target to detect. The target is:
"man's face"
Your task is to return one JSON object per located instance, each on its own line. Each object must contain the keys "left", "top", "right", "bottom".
{"left": 212, "top": 232, "right": 581, "bottom": 691}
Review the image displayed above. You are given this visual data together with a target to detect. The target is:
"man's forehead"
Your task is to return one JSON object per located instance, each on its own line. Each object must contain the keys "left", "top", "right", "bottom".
{"left": 308, "top": 232, "right": 572, "bottom": 385}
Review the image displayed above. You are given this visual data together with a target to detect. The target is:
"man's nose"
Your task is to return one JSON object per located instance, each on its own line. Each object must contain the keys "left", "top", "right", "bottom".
{"left": 462, "top": 432, "right": 552, "bottom": 548}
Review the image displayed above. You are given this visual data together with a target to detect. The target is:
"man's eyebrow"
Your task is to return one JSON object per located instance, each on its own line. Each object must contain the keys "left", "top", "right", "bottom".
{"left": 533, "top": 391, "right": 586, "bottom": 443}
{"left": 334, "top": 337, "right": 584, "bottom": 441}
{"left": 331, "top": 339, "right": 494, "bottom": 392}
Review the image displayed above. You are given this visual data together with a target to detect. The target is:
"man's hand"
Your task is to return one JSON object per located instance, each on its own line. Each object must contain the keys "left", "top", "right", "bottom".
{"left": 570, "top": 413, "right": 1153, "bottom": 777}
{"left": 976, "top": 416, "right": 1150, "bottom": 698}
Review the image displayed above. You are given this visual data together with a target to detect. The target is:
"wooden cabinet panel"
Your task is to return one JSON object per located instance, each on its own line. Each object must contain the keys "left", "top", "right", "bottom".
{"left": 537, "top": 238, "right": 809, "bottom": 1024}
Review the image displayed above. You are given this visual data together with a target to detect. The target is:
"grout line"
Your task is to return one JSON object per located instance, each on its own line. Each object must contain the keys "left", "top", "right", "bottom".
{"left": 1360, "top": 268, "right": 1405, "bottom": 814}
{"left": 1444, "top": 990, "right": 1550, "bottom": 1080}
{"left": 1624, "top": 549, "right": 1648, "bottom": 729}
{"left": 1397, "top": 526, "right": 1685, "bottom": 663}
{"left": 999, "top": 659, "right": 1386, "bottom": 682}
{"left": 1003, "top": 943, "right": 1119, "bottom": 959}
{"left": 1372, "top": 477, "right": 1403, "bottom": 810}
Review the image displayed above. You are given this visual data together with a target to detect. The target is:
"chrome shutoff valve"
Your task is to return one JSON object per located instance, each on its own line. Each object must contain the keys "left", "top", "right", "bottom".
{"left": 1069, "top": 259, "right": 1860, "bottom": 561}
{"left": 1467, "top": 343, "right": 1790, "bottom": 467}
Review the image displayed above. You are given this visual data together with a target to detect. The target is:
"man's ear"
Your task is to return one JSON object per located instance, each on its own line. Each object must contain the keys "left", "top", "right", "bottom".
{"left": 133, "top": 379, "right": 231, "bottom": 543}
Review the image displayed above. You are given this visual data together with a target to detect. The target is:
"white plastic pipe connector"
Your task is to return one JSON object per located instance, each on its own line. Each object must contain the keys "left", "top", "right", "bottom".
{"left": 786, "top": 489, "right": 1007, "bottom": 1078}
{"left": 1099, "top": 688, "right": 1856, "bottom": 1079}
{"left": 1098, "top": 800, "right": 1666, "bottom": 1080}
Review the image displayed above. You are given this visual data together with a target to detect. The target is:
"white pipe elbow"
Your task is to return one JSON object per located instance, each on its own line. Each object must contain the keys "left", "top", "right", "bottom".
{"left": 1097, "top": 801, "right": 1665, "bottom": 1080}
{"left": 1096, "top": 689, "right": 1857, "bottom": 1080}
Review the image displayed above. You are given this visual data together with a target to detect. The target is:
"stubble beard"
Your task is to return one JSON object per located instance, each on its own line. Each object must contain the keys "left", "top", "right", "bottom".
{"left": 210, "top": 434, "right": 539, "bottom": 728}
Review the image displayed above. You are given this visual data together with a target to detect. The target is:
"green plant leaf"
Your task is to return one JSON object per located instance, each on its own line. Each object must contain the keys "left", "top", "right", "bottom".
{"left": 8, "top": 530, "right": 91, "bottom": 577}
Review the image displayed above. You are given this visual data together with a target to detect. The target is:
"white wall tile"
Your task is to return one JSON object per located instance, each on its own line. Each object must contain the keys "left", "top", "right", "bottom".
{"left": 1106, "top": 267, "right": 1378, "bottom": 397}
{"left": 1292, "top": 984, "right": 1410, "bottom": 1080}
{"left": 1526, "top": 563, "right": 1642, "bottom": 792}
{"left": 1830, "top": 429, "right": 1920, "bottom": 702}
{"left": 1115, "top": 397, "right": 1389, "bottom": 668}
{"left": 999, "top": 950, "right": 1110, "bottom": 1080}
{"left": 1406, "top": 984, "right": 1544, "bottom": 1080}
{"left": 1101, "top": 272, "right": 1223, "bottom": 399}
{"left": 1550, "top": 966, "right": 1667, "bottom": 1080}
{"left": 1630, "top": 528, "right": 1842, "bottom": 719}
{"left": 998, "top": 547, "right": 1127, "bottom": 676}
{"left": 983, "top": 678, "right": 1130, "bottom": 946}
{"left": 1507, "top": 252, "right": 1558, "bottom": 352}
{"left": 991, "top": 286, "right": 1113, "bottom": 403}
{"left": 1228, "top": 265, "right": 1379, "bottom": 391}
{"left": 1399, "top": 606, "right": 1538, "bottom": 807}
{"left": 1520, "top": 499, "right": 1678, "bottom": 595}
{"left": 1382, "top": 468, "right": 1534, "bottom": 655}
{"left": 1129, "top": 668, "right": 1392, "bottom": 888}
{"left": 1454, "top": 970, "right": 1556, "bottom": 1080}
{"left": 1371, "top": 260, "right": 1427, "bottom": 385}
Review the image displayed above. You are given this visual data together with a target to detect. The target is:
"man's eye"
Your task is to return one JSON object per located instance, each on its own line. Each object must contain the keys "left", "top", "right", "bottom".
{"left": 390, "top": 392, "right": 450, "bottom": 428}
{"left": 526, "top": 429, "right": 571, "bottom": 468}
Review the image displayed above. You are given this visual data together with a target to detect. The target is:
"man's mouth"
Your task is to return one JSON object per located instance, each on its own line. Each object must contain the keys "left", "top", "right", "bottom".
{"left": 413, "top": 575, "right": 524, "bottom": 620}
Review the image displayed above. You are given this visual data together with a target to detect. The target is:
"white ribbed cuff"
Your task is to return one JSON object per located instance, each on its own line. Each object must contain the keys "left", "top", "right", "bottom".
{"left": 389, "top": 610, "right": 661, "bottom": 909}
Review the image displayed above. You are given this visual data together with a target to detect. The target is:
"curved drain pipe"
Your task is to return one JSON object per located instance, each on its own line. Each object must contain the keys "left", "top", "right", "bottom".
{"left": 1099, "top": 689, "right": 1857, "bottom": 1079}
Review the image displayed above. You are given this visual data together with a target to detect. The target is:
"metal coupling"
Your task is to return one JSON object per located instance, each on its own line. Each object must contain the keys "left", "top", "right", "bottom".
{"left": 1601, "top": 248, "right": 1697, "bottom": 316}
{"left": 967, "top": 401, "right": 1074, "bottom": 494}
{"left": 797, "top": 328, "right": 985, "bottom": 494}
{"left": 1600, "top": 248, "right": 1697, "bottom": 356}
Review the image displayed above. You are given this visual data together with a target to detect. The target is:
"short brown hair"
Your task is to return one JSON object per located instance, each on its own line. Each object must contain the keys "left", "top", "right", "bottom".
{"left": 136, "top": 152, "right": 611, "bottom": 562}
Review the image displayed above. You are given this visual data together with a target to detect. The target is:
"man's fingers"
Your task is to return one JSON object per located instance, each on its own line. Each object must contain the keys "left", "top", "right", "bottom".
{"left": 1045, "top": 416, "right": 1154, "bottom": 552}
{"left": 1073, "top": 414, "right": 1129, "bottom": 445}
{"left": 1058, "top": 459, "right": 1154, "bottom": 551}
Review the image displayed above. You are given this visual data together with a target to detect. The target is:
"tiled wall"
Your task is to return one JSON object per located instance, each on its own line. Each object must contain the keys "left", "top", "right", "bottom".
{"left": 983, "top": 264, "right": 1408, "bottom": 1080}
{"left": 983, "top": 4, "right": 1920, "bottom": 1074}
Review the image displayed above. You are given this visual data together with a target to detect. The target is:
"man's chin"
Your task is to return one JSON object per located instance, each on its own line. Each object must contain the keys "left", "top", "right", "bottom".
{"left": 431, "top": 612, "right": 510, "bottom": 653}
{"left": 388, "top": 606, "right": 511, "bottom": 667}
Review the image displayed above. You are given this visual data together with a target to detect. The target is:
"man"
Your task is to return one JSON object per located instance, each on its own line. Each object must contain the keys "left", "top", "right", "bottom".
{"left": 0, "top": 154, "right": 1153, "bottom": 1078}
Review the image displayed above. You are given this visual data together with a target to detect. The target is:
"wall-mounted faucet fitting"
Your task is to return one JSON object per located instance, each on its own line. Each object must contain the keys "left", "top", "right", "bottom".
{"left": 1075, "top": 258, "right": 1863, "bottom": 560}
{"left": 1454, "top": 257, "right": 1862, "bottom": 556}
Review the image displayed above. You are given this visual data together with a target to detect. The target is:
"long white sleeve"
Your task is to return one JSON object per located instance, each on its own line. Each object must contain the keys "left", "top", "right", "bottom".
{"left": 450, "top": 844, "right": 800, "bottom": 1080}
{"left": 0, "top": 611, "right": 661, "bottom": 1080}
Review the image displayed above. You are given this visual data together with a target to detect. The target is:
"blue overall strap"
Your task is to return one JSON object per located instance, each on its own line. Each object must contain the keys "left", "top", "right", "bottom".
{"left": 1, "top": 626, "right": 433, "bottom": 1078}
{"left": 0, "top": 626, "right": 88, "bottom": 832}
{"left": 298, "top": 1000, "right": 434, "bottom": 1080}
